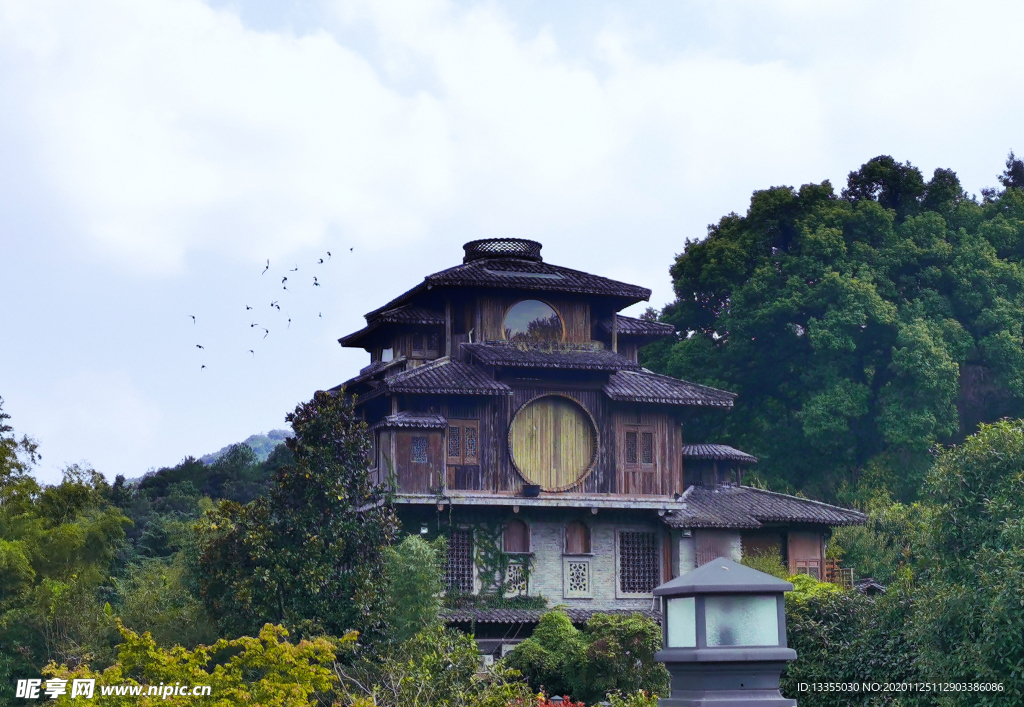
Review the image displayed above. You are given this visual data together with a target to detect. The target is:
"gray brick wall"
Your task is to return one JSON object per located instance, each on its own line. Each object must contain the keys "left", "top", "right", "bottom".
{"left": 521, "top": 513, "right": 660, "bottom": 612}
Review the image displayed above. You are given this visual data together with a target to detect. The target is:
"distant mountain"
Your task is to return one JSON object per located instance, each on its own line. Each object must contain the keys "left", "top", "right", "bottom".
{"left": 200, "top": 429, "right": 290, "bottom": 465}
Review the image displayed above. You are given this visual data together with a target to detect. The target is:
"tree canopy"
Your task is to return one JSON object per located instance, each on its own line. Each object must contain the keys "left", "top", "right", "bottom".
{"left": 644, "top": 155, "right": 1024, "bottom": 500}
{"left": 198, "top": 390, "right": 398, "bottom": 641}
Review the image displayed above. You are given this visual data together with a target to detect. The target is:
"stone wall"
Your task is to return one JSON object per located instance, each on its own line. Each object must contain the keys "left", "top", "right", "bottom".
{"left": 516, "top": 510, "right": 662, "bottom": 611}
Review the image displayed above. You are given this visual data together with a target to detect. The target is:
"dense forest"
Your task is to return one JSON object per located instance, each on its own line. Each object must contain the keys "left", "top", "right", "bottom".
{"left": 3, "top": 153, "right": 1024, "bottom": 705}
{"left": 644, "top": 152, "right": 1024, "bottom": 503}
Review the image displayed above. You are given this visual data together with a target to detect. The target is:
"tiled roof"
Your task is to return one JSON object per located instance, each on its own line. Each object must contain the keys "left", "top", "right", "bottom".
{"left": 384, "top": 357, "right": 512, "bottom": 395}
{"left": 662, "top": 485, "right": 867, "bottom": 529}
{"left": 375, "top": 306, "right": 444, "bottom": 325}
{"left": 366, "top": 257, "right": 651, "bottom": 319}
{"left": 681, "top": 444, "right": 757, "bottom": 463}
{"left": 338, "top": 306, "right": 444, "bottom": 347}
{"left": 604, "top": 369, "right": 735, "bottom": 407}
{"left": 463, "top": 343, "right": 640, "bottom": 371}
{"left": 600, "top": 315, "right": 675, "bottom": 338}
{"left": 333, "top": 357, "right": 407, "bottom": 391}
{"left": 371, "top": 412, "right": 448, "bottom": 430}
{"left": 442, "top": 607, "right": 661, "bottom": 625}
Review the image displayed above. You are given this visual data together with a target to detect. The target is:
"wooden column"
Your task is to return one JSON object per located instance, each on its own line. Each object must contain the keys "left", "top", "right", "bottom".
{"left": 611, "top": 313, "right": 618, "bottom": 353}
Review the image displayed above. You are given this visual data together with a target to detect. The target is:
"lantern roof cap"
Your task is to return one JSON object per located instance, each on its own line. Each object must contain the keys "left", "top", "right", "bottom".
{"left": 653, "top": 557, "right": 793, "bottom": 596}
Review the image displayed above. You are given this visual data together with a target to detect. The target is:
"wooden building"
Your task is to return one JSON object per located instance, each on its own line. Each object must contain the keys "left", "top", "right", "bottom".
{"left": 332, "top": 238, "right": 864, "bottom": 655}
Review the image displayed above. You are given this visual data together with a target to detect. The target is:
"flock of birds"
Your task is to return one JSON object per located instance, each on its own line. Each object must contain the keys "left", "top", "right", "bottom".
{"left": 192, "top": 248, "right": 353, "bottom": 371}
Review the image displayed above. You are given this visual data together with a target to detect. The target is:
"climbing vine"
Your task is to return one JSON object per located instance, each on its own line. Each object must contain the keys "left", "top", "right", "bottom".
{"left": 437, "top": 517, "right": 547, "bottom": 610}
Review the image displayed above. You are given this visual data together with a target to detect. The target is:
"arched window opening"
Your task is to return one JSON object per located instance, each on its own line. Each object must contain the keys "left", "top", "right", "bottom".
{"left": 564, "top": 521, "right": 591, "bottom": 554}
{"left": 503, "top": 519, "right": 531, "bottom": 554}
{"left": 503, "top": 300, "right": 563, "bottom": 344}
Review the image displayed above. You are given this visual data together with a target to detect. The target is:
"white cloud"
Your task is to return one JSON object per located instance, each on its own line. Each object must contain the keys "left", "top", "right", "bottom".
{"left": 0, "top": 0, "right": 835, "bottom": 275}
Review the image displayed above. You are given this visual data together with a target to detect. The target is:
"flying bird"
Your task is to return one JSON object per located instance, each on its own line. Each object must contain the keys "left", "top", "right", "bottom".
{"left": 281, "top": 276, "right": 287, "bottom": 284}
{"left": 201, "top": 365, "right": 206, "bottom": 370}
{"left": 350, "top": 247, "right": 353, "bottom": 252}
{"left": 327, "top": 251, "right": 331, "bottom": 259}
{"left": 287, "top": 318, "right": 292, "bottom": 328}
{"left": 196, "top": 344, "right": 204, "bottom": 350}
{"left": 190, "top": 315, "right": 195, "bottom": 324}
{"left": 249, "top": 349, "right": 254, "bottom": 356}
{"left": 318, "top": 258, "right": 324, "bottom": 264}
{"left": 262, "top": 328, "right": 269, "bottom": 339}
{"left": 319, "top": 312, "right": 322, "bottom": 318}
{"left": 289, "top": 265, "right": 298, "bottom": 272}
{"left": 250, "top": 322, "right": 258, "bottom": 328}
{"left": 313, "top": 277, "right": 319, "bottom": 286}
{"left": 262, "top": 259, "right": 269, "bottom": 274}
{"left": 271, "top": 301, "right": 280, "bottom": 310}
{"left": 246, "top": 305, "right": 252, "bottom": 310}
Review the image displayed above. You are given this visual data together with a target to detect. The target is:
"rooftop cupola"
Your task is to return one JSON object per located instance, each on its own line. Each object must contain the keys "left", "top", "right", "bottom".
{"left": 463, "top": 238, "right": 543, "bottom": 263}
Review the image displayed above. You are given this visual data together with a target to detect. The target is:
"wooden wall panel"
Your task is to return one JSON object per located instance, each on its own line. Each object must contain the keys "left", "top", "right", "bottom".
{"left": 395, "top": 430, "right": 442, "bottom": 493}
{"left": 612, "top": 406, "right": 682, "bottom": 496}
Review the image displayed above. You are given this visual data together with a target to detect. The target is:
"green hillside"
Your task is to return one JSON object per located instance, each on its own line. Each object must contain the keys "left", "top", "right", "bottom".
{"left": 200, "top": 429, "right": 289, "bottom": 464}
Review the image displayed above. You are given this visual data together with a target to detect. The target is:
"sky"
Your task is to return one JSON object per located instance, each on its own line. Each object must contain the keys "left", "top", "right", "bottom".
{"left": 2, "top": 0, "right": 1023, "bottom": 484}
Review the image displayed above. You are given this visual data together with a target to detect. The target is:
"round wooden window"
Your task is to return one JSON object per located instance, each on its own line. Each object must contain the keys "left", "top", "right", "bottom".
{"left": 509, "top": 395, "right": 598, "bottom": 491}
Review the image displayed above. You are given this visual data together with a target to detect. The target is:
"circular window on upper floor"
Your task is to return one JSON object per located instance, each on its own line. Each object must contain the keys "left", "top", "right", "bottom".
{"left": 503, "top": 300, "right": 563, "bottom": 344}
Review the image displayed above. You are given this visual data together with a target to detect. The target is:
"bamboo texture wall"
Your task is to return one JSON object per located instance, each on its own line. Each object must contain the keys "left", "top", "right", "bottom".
{"left": 509, "top": 395, "right": 596, "bottom": 491}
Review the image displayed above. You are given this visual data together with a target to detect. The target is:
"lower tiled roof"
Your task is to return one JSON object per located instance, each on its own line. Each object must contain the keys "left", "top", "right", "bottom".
{"left": 463, "top": 343, "right": 640, "bottom": 371}
{"left": 604, "top": 369, "right": 735, "bottom": 407}
{"left": 681, "top": 444, "right": 757, "bottom": 463}
{"left": 385, "top": 357, "right": 512, "bottom": 395}
{"left": 442, "top": 607, "right": 661, "bottom": 625}
{"left": 662, "top": 485, "right": 866, "bottom": 529}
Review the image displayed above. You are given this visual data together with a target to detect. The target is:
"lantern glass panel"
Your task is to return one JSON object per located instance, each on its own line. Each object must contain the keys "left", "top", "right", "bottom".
{"left": 704, "top": 595, "right": 778, "bottom": 647}
{"left": 666, "top": 597, "right": 696, "bottom": 648}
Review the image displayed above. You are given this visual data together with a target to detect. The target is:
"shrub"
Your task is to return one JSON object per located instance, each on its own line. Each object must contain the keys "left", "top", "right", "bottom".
{"left": 503, "top": 609, "right": 669, "bottom": 705}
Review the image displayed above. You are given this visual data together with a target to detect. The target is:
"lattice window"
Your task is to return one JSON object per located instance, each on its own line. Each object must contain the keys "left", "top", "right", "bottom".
{"left": 625, "top": 431, "right": 638, "bottom": 464}
{"left": 446, "top": 420, "right": 479, "bottom": 465}
{"left": 506, "top": 562, "right": 527, "bottom": 595}
{"left": 795, "top": 560, "right": 820, "bottom": 580}
{"left": 641, "top": 432, "right": 654, "bottom": 464}
{"left": 411, "top": 437, "right": 428, "bottom": 463}
{"left": 618, "top": 531, "right": 659, "bottom": 594}
{"left": 564, "top": 559, "right": 591, "bottom": 598}
{"left": 445, "top": 530, "right": 474, "bottom": 593}
{"left": 448, "top": 427, "right": 460, "bottom": 459}
{"left": 624, "top": 426, "right": 656, "bottom": 468}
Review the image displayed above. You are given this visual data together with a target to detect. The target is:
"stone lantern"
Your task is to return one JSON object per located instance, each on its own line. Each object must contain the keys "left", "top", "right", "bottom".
{"left": 653, "top": 557, "right": 797, "bottom": 706}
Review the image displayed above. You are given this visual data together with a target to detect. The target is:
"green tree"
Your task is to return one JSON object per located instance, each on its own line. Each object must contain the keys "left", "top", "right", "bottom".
{"left": 909, "top": 419, "right": 1024, "bottom": 705}
{"left": 1, "top": 456, "right": 131, "bottom": 701}
{"left": 45, "top": 622, "right": 343, "bottom": 706}
{"left": 382, "top": 535, "right": 446, "bottom": 645}
{"left": 0, "top": 396, "right": 39, "bottom": 480}
{"left": 645, "top": 155, "right": 1024, "bottom": 500}
{"left": 197, "top": 390, "right": 398, "bottom": 641}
